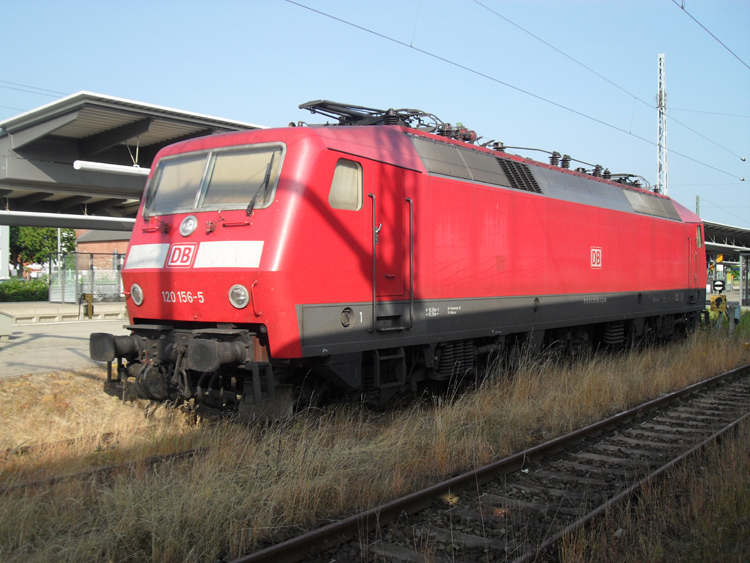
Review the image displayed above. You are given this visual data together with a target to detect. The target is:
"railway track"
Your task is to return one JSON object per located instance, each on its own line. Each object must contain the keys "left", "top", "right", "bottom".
{"left": 1, "top": 431, "right": 117, "bottom": 461}
{"left": 2, "top": 407, "right": 213, "bottom": 494}
{"left": 0, "top": 447, "right": 209, "bottom": 495}
{"left": 231, "top": 363, "right": 750, "bottom": 563}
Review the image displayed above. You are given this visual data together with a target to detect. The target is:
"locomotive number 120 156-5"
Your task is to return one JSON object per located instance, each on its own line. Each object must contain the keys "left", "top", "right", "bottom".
{"left": 162, "top": 291, "right": 205, "bottom": 303}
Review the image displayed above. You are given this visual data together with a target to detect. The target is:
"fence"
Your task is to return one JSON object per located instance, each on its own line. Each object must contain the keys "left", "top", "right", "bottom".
{"left": 48, "top": 252, "right": 125, "bottom": 303}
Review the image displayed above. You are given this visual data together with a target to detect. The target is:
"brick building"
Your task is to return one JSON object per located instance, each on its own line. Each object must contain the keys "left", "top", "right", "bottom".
{"left": 75, "top": 230, "right": 131, "bottom": 255}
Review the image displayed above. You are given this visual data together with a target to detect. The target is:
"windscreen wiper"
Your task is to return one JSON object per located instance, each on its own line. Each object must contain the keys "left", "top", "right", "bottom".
{"left": 246, "top": 152, "right": 276, "bottom": 216}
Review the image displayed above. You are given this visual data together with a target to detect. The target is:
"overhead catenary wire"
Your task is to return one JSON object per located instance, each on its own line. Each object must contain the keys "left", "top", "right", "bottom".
{"left": 670, "top": 0, "right": 750, "bottom": 72}
{"left": 285, "top": 0, "right": 744, "bottom": 182}
{"left": 673, "top": 183, "right": 747, "bottom": 186}
{"left": 0, "top": 84, "right": 62, "bottom": 98}
{"left": 472, "top": 0, "right": 640, "bottom": 101}
{"left": 409, "top": 0, "right": 421, "bottom": 47}
{"left": 0, "top": 79, "right": 67, "bottom": 96}
{"left": 0, "top": 104, "right": 27, "bottom": 112}
{"left": 0, "top": 80, "right": 67, "bottom": 116}
{"left": 670, "top": 114, "right": 746, "bottom": 161}
{"left": 473, "top": 0, "right": 746, "bottom": 162}
{"left": 671, "top": 108, "right": 750, "bottom": 119}
{"left": 699, "top": 195, "right": 750, "bottom": 227}
{"left": 476, "top": 0, "right": 748, "bottom": 122}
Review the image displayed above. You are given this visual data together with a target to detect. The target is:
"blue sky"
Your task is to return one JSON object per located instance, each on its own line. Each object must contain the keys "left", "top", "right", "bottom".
{"left": 1, "top": 0, "right": 748, "bottom": 226}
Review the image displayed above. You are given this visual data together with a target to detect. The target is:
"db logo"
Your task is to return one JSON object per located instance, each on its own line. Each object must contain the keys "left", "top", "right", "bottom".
{"left": 166, "top": 243, "right": 197, "bottom": 268}
{"left": 590, "top": 247, "right": 602, "bottom": 269}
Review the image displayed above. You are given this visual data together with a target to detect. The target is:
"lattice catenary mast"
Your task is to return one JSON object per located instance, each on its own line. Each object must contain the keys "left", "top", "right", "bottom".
{"left": 656, "top": 53, "right": 668, "bottom": 195}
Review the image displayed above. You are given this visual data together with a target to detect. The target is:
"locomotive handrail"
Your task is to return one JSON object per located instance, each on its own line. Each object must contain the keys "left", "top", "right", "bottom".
{"left": 368, "top": 193, "right": 377, "bottom": 333}
{"left": 250, "top": 280, "right": 262, "bottom": 317}
{"left": 406, "top": 197, "right": 414, "bottom": 330}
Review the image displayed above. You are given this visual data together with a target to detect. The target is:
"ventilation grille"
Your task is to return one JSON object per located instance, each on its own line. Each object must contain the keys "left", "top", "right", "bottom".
{"left": 497, "top": 159, "right": 542, "bottom": 193}
{"left": 409, "top": 135, "right": 510, "bottom": 188}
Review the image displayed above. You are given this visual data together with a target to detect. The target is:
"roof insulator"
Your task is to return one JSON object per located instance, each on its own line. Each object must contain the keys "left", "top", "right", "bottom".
{"left": 383, "top": 108, "right": 398, "bottom": 126}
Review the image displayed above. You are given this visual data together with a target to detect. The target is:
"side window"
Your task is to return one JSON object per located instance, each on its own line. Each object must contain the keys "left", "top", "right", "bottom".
{"left": 697, "top": 225, "right": 703, "bottom": 248}
{"left": 329, "top": 159, "right": 363, "bottom": 210}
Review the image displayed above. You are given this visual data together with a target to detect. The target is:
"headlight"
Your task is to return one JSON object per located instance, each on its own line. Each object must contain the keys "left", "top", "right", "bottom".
{"left": 130, "top": 284, "right": 144, "bottom": 306}
{"left": 228, "top": 284, "right": 249, "bottom": 309}
{"left": 179, "top": 215, "right": 198, "bottom": 237}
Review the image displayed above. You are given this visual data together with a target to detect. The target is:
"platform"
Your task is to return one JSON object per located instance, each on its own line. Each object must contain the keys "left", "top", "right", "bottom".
{"left": 0, "top": 301, "right": 127, "bottom": 324}
{"left": 0, "top": 318, "right": 131, "bottom": 379}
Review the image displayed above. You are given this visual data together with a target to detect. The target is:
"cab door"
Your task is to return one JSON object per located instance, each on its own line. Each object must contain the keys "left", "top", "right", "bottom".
{"left": 325, "top": 154, "right": 406, "bottom": 301}
{"left": 366, "top": 160, "right": 405, "bottom": 298}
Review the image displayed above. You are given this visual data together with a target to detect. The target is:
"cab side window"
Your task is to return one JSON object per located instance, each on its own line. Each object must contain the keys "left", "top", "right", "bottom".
{"left": 696, "top": 225, "right": 703, "bottom": 248}
{"left": 329, "top": 159, "right": 363, "bottom": 211}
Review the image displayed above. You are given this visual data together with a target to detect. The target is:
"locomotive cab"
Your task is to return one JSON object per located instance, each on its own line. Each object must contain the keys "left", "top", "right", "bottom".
{"left": 91, "top": 134, "right": 298, "bottom": 417}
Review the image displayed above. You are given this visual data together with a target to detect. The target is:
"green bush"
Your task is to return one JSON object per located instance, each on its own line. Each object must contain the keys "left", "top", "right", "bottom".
{"left": 707, "top": 308, "right": 750, "bottom": 336}
{"left": 0, "top": 277, "right": 49, "bottom": 302}
{"left": 735, "top": 310, "right": 750, "bottom": 336}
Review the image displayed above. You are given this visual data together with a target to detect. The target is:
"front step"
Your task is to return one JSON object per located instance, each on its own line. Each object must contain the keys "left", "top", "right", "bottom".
{"left": 376, "top": 314, "right": 406, "bottom": 332}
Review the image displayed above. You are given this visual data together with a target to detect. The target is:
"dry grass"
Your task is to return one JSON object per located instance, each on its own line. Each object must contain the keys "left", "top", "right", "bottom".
{"left": 0, "top": 367, "right": 198, "bottom": 482}
{"left": 1, "top": 330, "right": 749, "bottom": 562}
{"left": 560, "top": 417, "right": 750, "bottom": 563}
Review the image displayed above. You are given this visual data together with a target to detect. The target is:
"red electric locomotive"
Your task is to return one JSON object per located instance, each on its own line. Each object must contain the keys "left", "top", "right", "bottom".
{"left": 91, "top": 101, "right": 707, "bottom": 417}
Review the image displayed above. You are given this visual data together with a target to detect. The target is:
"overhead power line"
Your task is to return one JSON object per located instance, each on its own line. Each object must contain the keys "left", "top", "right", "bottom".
{"left": 0, "top": 79, "right": 67, "bottom": 96}
{"left": 672, "top": 183, "right": 747, "bottom": 186}
{"left": 0, "top": 104, "right": 27, "bottom": 112}
{"left": 671, "top": 108, "right": 750, "bottom": 118}
{"left": 0, "top": 80, "right": 68, "bottom": 115}
{"left": 473, "top": 0, "right": 745, "bottom": 162}
{"left": 700, "top": 195, "right": 750, "bottom": 227}
{"left": 285, "top": 0, "right": 743, "bottom": 181}
{"left": 472, "top": 1, "right": 638, "bottom": 101}
{"left": 670, "top": 0, "right": 750, "bottom": 71}
{"left": 0, "top": 84, "right": 62, "bottom": 98}
{"left": 670, "top": 114, "right": 745, "bottom": 161}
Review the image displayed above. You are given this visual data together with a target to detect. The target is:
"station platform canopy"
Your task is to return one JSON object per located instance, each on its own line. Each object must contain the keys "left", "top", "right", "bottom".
{"left": 703, "top": 220, "right": 750, "bottom": 259}
{"left": 0, "top": 92, "right": 264, "bottom": 231}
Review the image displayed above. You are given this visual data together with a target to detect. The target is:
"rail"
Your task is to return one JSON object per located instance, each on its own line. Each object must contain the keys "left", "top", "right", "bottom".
{"left": 230, "top": 362, "right": 750, "bottom": 563}
{"left": 0, "top": 447, "right": 209, "bottom": 495}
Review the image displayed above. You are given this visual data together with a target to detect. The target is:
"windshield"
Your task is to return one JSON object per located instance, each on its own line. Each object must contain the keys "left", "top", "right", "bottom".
{"left": 144, "top": 143, "right": 284, "bottom": 216}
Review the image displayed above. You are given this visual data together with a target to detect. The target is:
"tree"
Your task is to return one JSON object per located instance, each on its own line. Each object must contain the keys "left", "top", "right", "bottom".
{"left": 10, "top": 227, "right": 76, "bottom": 265}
